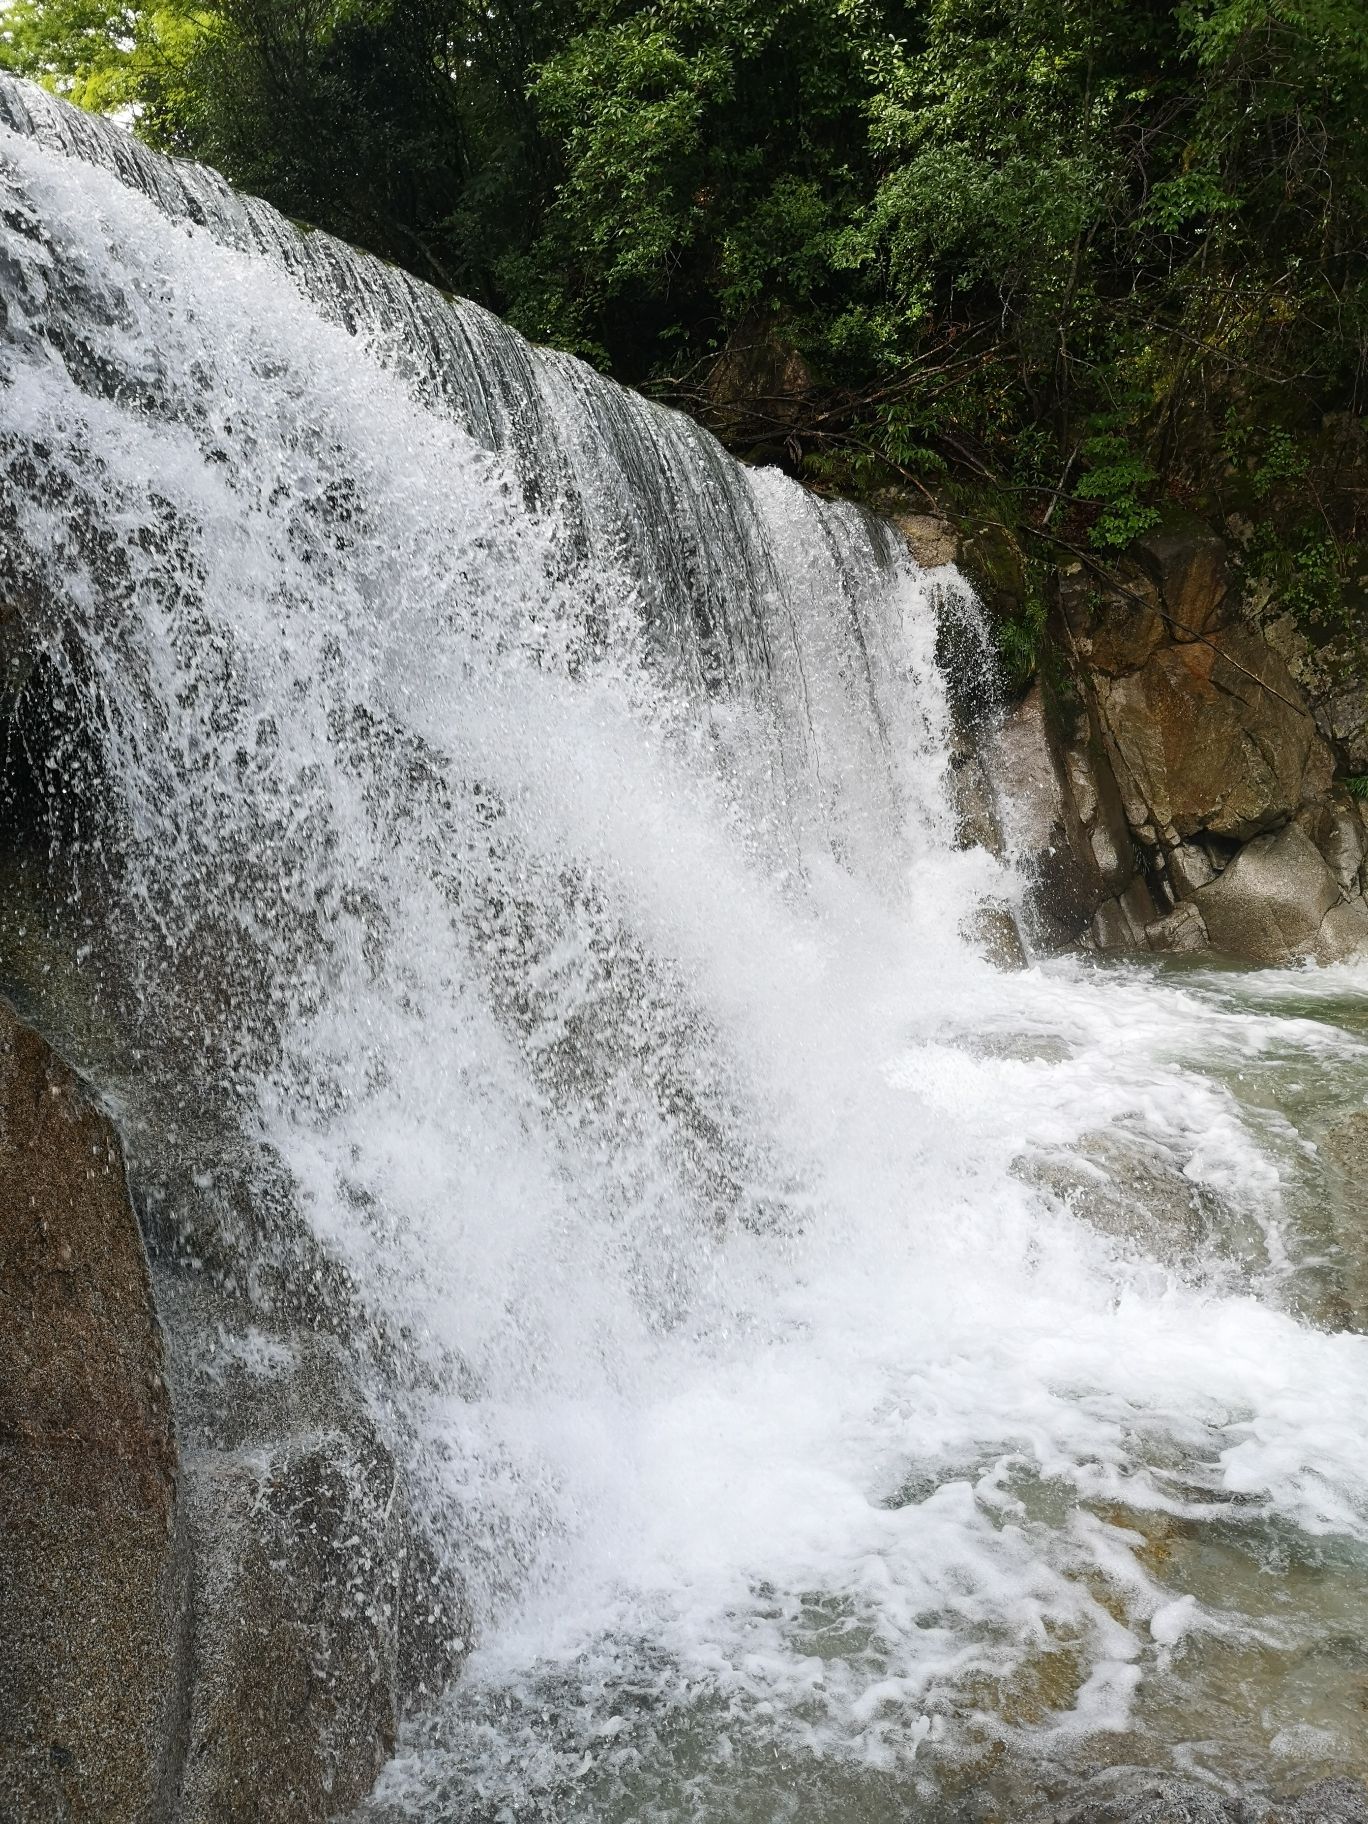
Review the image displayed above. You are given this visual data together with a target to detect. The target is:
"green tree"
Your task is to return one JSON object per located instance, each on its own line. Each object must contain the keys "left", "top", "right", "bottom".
{"left": 3, "top": 0, "right": 1364, "bottom": 566}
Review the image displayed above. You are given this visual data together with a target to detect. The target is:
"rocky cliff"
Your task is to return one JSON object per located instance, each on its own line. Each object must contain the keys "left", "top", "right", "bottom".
{"left": 903, "top": 509, "right": 1368, "bottom": 967}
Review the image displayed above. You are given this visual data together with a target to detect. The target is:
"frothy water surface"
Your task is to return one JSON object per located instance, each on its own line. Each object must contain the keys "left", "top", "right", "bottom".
{"left": 1, "top": 82, "right": 1367, "bottom": 1821}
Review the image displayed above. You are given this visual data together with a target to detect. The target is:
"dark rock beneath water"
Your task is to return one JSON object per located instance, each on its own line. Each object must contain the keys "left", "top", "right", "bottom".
{"left": 1267, "top": 1779, "right": 1368, "bottom": 1824}
{"left": 0, "top": 999, "right": 188, "bottom": 1824}
{"left": 1056, "top": 1778, "right": 1368, "bottom": 1824}
{"left": 1061, "top": 1782, "right": 1241, "bottom": 1824}
{"left": 1022, "top": 1129, "right": 1226, "bottom": 1264}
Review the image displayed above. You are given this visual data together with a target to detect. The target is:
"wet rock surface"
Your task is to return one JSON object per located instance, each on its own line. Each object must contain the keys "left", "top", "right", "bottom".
{"left": 0, "top": 974, "right": 466, "bottom": 1822}
{"left": 0, "top": 999, "right": 188, "bottom": 1824}
{"left": 1059, "top": 1781, "right": 1243, "bottom": 1824}
{"left": 159, "top": 1275, "right": 468, "bottom": 1824}
{"left": 1019, "top": 1128, "right": 1232, "bottom": 1265}
{"left": 987, "top": 682, "right": 1157, "bottom": 951}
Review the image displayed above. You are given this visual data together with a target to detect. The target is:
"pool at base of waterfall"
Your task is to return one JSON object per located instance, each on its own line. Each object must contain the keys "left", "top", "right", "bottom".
{"left": 347, "top": 957, "right": 1368, "bottom": 1824}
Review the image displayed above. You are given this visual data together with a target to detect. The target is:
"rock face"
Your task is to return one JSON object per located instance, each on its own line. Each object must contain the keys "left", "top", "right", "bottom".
{"left": 179, "top": 1437, "right": 404, "bottom": 1822}
{"left": 0, "top": 1000, "right": 188, "bottom": 1824}
{"left": 1097, "top": 633, "right": 1328, "bottom": 843}
{"left": 0, "top": 995, "right": 466, "bottom": 1824}
{"left": 970, "top": 513, "right": 1368, "bottom": 966}
{"left": 986, "top": 681, "right": 1159, "bottom": 953}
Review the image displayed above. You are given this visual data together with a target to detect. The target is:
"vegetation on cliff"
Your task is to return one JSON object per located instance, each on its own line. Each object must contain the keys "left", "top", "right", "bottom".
{"left": 4, "top": 0, "right": 1364, "bottom": 628}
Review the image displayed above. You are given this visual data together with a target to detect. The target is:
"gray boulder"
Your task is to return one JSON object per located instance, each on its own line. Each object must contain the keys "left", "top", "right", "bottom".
{"left": 1301, "top": 791, "right": 1367, "bottom": 894}
{"left": 1146, "top": 900, "right": 1209, "bottom": 954}
{"left": 1195, "top": 823, "right": 1341, "bottom": 963}
{"left": 1313, "top": 895, "right": 1368, "bottom": 963}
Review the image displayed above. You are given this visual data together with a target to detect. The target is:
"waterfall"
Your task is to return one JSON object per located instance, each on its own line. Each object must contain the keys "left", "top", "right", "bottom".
{"left": 5, "top": 79, "right": 1368, "bottom": 1820}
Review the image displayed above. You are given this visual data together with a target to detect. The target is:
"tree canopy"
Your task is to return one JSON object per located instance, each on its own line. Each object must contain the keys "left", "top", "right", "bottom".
{"left": 4, "top": 0, "right": 1365, "bottom": 586}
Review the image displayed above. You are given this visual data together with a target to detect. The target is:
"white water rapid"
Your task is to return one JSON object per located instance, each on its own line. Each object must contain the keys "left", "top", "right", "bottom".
{"left": 3, "top": 80, "right": 1368, "bottom": 1823}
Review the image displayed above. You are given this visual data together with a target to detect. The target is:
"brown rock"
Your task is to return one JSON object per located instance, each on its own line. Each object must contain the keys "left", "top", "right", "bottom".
{"left": 1076, "top": 569, "right": 1168, "bottom": 677}
{"left": 1099, "top": 634, "right": 1329, "bottom": 843}
{"left": 0, "top": 1001, "right": 188, "bottom": 1823}
{"left": 892, "top": 512, "right": 959, "bottom": 570}
{"left": 1130, "top": 515, "right": 1229, "bottom": 636}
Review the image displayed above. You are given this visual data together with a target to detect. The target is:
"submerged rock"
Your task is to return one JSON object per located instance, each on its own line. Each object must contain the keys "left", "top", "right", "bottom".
{"left": 1058, "top": 1777, "right": 1368, "bottom": 1824}
{"left": 1267, "top": 1779, "right": 1368, "bottom": 1824}
{"left": 1060, "top": 1782, "right": 1241, "bottom": 1824}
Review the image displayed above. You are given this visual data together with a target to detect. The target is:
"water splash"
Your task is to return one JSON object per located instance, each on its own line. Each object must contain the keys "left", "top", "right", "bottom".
{"left": 3, "top": 81, "right": 1368, "bottom": 1819}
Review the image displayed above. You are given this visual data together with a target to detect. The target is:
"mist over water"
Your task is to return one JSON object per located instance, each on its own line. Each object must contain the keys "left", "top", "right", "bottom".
{"left": 4, "top": 81, "right": 1368, "bottom": 1820}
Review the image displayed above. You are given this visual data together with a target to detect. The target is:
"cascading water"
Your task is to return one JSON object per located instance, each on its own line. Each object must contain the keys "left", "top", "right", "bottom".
{"left": 4, "top": 78, "right": 1368, "bottom": 1823}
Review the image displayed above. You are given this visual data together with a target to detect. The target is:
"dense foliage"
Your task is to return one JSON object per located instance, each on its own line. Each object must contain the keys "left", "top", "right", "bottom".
{"left": 4, "top": 0, "right": 1366, "bottom": 586}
